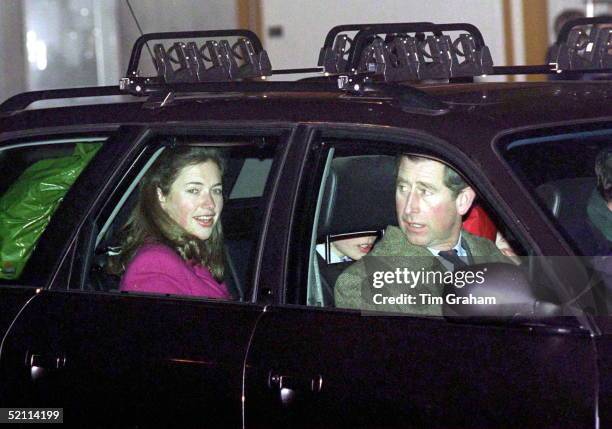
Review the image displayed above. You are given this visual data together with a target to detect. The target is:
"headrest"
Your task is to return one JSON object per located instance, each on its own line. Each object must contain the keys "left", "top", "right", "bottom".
{"left": 535, "top": 183, "right": 561, "bottom": 217}
{"left": 317, "top": 155, "right": 397, "bottom": 237}
{"left": 535, "top": 177, "right": 596, "bottom": 219}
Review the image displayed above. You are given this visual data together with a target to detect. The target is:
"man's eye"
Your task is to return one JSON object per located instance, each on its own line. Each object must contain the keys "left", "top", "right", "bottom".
{"left": 213, "top": 188, "right": 223, "bottom": 195}
{"left": 187, "top": 188, "right": 200, "bottom": 195}
{"left": 421, "top": 188, "right": 433, "bottom": 197}
{"left": 397, "top": 184, "right": 408, "bottom": 192}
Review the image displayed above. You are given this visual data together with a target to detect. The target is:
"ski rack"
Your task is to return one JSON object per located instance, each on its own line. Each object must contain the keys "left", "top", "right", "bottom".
{"left": 318, "top": 22, "right": 494, "bottom": 82}
{"left": 121, "top": 29, "right": 273, "bottom": 94}
{"left": 547, "top": 16, "right": 612, "bottom": 72}
{"left": 5, "top": 21, "right": 612, "bottom": 116}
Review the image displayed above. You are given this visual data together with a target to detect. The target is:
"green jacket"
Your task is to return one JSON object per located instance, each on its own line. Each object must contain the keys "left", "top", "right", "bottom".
{"left": 334, "top": 226, "right": 509, "bottom": 316}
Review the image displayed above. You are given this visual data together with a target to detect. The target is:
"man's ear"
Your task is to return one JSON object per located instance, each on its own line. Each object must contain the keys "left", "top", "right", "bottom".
{"left": 156, "top": 187, "right": 166, "bottom": 207}
{"left": 455, "top": 186, "right": 476, "bottom": 216}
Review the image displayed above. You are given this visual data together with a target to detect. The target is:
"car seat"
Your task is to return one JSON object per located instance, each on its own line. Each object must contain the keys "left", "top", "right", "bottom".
{"left": 536, "top": 177, "right": 599, "bottom": 254}
{"left": 313, "top": 155, "right": 396, "bottom": 306}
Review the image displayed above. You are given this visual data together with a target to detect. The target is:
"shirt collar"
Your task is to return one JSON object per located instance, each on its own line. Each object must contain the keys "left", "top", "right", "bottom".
{"left": 315, "top": 243, "right": 353, "bottom": 263}
{"left": 427, "top": 231, "right": 465, "bottom": 257}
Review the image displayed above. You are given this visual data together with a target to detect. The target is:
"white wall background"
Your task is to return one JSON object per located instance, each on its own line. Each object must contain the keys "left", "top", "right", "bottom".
{"left": 0, "top": 0, "right": 239, "bottom": 102}
{"left": 116, "top": 0, "right": 237, "bottom": 77}
{"left": 260, "top": 0, "right": 612, "bottom": 81}
{"left": 261, "top": 0, "right": 508, "bottom": 70}
{"left": 0, "top": 1, "right": 26, "bottom": 101}
{"left": 547, "top": 0, "right": 611, "bottom": 43}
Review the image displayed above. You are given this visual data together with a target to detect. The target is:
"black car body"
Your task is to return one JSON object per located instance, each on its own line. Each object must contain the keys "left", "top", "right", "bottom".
{"left": 0, "top": 22, "right": 611, "bottom": 428}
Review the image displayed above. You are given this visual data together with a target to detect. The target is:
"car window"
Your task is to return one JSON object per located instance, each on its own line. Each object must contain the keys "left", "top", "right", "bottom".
{"left": 81, "top": 135, "right": 279, "bottom": 303}
{"left": 294, "top": 138, "right": 554, "bottom": 318}
{"left": 229, "top": 158, "right": 273, "bottom": 199}
{"left": 503, "top": 127, "right": 612, "bottom": 258}
{"left": 0, "top": 138, "right": 105, "bottom": 281}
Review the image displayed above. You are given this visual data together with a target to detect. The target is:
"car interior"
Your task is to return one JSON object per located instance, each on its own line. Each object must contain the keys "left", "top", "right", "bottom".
{"left": 505, "top": 132, "right": 612, "bottom": 257}
{"left": 536, "top": 177, "right": 598, "bottom": 251}
{"left": 309, "top": 154, "right": 396, "bottom": 306}
{"left": 308, "top": 152, "right": 526, "bottom": 308}
{"left": 0, "top": 138, "right": 107, "bottom": 281}
{"left": 502, "top": 134, "right": 612, "bottom": 312}
{"left": 88, "top": 142, "right": 275, "bottom": 301}
{"left": 0, "top": 138, "right": 107, "bottom": 196}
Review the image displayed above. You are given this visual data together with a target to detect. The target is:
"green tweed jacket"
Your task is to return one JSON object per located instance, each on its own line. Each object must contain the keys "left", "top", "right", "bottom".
{"left": 334, "top": 226, "right": 509, "bottom": 316}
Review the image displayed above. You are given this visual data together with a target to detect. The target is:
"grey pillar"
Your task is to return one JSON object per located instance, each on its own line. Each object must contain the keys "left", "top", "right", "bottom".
{"left": 0, "top": 1, "right": 26, "bottom": 102}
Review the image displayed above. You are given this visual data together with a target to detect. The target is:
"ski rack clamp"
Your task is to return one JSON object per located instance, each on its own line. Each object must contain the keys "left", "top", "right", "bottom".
{"left": 547, "top": 16, "right": 612, "bottom": 72}
{"left": 123, "top": 29, "right": 272, "bottom": 90}
{"left": 319, "top": 22, "right": 493, "bottom": 82}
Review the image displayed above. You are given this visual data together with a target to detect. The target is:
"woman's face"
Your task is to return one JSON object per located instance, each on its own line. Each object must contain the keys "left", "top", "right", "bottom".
{"left": 157, "top": 161, "right": 223, "bottom": 240}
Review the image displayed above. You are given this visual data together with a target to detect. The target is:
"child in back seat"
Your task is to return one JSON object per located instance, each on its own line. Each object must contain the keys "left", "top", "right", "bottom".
{"left": 316, "top": 233, "right": 377, "bottom": 263}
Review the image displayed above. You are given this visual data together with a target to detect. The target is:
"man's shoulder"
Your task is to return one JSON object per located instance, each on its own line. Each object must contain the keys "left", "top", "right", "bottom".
{"left": 334, "top": 226, "right": 436, "bottom": 294}
{"left": 463, "top": 230, "right": 494, "bottom": 247}
{"left": 335, "top": 256, "right": 367, "bottom": 284}
{"left": 370, "top": 225, "right": 432, "bottom": 257}
{"left": 462, "top": 230, "right": 507, "bottom": 261}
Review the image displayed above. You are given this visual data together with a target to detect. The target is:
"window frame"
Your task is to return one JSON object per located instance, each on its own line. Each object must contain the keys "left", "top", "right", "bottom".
{"left": 282, "top": 124, "right": 558, "bottom": 312}
{"left": 0, "top": 132, "right": 116, "bottom": 288}
{"left": 496, "top": 123, "right": 612, "bottom": 258}
{"left": 59, "top": 124, "right": 295, "bottom": 306}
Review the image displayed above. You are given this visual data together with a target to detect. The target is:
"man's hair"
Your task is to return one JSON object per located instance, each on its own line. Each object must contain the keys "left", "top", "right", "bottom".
{"left": 595, "top": 148, "right": 612, "bottom": 202}
{"left": 398, "top": 154, "right": 469, "bottom": 197}
{"left": 108, "top": 146, "right": 226, "bottom": 281}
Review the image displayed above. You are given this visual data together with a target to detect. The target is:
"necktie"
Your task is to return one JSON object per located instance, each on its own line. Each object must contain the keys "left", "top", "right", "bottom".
{"left": 438, "top": 249, "right": 467, "bottom": 269}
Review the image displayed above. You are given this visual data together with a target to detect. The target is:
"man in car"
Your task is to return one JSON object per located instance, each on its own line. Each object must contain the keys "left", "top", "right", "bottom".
{"left": 334, "top": 155, "right": 509, "bottom": 315}
{"left": 586, "top": 148, "right": 612, "bottom": 310}
{"left": 587, "top": 148, "right": 612, "bottom": 254}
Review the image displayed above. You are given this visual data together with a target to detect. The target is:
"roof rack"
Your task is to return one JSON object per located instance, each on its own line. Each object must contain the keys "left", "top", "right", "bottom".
{"left": 547, "top": 16, "right": 612, "bottom": 72}
{"left": 318, "top": 22, "right": 494, "bottom": 82}
{"left": 0, "top": 86, "right": 124, "bottom": 115}
{"left": 0, "top": 77, "right": 448, "bottom": 116}
{"left": 122, "top": 29, "right": 272, "bottom": 94}
{"left": 336, "top": 74, "right": 448, "bottom": 114}
{"left": 128, "top": 76, "right": 448, "bottom": 115}
{"left": 6, "top": 20, "right": 611, "bottom": 117}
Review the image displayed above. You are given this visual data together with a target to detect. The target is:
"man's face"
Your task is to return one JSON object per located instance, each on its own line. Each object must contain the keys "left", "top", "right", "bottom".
{"left": 395, "top": 157, "right": 473, "bottom": 251}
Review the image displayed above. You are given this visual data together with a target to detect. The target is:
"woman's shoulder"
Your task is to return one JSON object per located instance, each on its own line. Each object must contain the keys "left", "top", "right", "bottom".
{"left": 122, "top": 243, "right": 230, "bottom": 299}
{"left": 121, "top": 243, "right": 190, "bottom": 291}
{"left": 129, "top": 243, "right": 185, "bottom": 271}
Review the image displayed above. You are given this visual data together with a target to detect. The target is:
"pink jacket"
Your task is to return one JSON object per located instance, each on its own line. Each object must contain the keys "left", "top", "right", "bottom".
{"left": 120, "top": 244, "right": 230, "bottom": 299}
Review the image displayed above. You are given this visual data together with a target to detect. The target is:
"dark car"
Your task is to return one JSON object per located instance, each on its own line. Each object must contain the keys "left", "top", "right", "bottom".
{"left": 0, "top": 20, "right": 611, "bottom": 428}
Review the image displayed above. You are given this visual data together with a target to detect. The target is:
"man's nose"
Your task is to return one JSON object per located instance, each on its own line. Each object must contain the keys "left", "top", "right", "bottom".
{"left": 404, "top": 190, "right": 420, "bottom": 214}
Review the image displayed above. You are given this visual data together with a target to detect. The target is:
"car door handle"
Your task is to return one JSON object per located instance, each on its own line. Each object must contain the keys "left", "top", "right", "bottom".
{"left": 268, "top": 371, "right": 323, "bottom": 406}
{"left": 26, "top": 352, "right": 67, "bottom": 381}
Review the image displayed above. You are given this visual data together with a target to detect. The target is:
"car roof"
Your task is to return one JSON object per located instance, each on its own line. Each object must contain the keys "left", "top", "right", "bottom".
{"left": 1, "top": 80, "right": 610, "bottom": 141}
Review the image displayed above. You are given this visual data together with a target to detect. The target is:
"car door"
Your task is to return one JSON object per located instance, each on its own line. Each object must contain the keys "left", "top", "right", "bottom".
{"left": 0, "top": 130, "right": 119, "bottom": 401}
{"left": 244, "top": 126, "right": 599, "bottom": 428}
{"left": 0, "top": 125, "right": 295, "bottom": 427}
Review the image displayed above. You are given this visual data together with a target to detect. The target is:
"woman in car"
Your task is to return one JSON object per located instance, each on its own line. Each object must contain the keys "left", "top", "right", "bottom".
{"left": 112, "top": 146, "right": 231, "bottom": 299}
